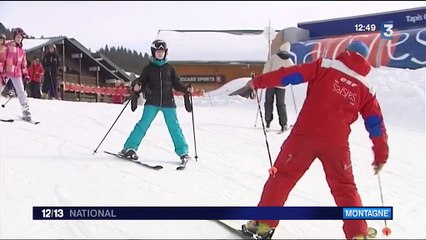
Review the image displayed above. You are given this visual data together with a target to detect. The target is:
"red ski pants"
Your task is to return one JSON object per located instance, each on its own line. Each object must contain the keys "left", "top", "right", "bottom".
{"left": 257, "top": 134, "right": 368, "bottom": 239}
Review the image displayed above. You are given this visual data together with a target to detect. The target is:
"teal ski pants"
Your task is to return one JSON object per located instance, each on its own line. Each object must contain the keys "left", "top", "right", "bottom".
{"left": 124, "top": 105, "right": 189, "bottom": 156}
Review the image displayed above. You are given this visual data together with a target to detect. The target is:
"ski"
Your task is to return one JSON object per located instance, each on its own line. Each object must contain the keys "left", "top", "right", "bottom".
{"left": 1, "top": 118, "right": 39, "bottom": 124}
{"left": 264, "top": 125, "right": 294, "bottom": 134}
{"left": 176, "top": 155, "right": 192, "bottom": 170}
{"left": 104, "top": 151, "right": 163, "bottom": 170}
{"left": 215, "top": 219, "right": 375, "bottom": 239}
{"left": 277, "top": 124, "right": 294, "bottom": 134}
{"left": 0, "top": 119, "right": 14, "bottom": 123}
{"left": 176, "top": 162, "right": 187, "bottom": 170}
{"left": 23, "top": 120, "right": 40, "bottom": 125}
{"left": 213, "top": 220, "right": 275, "bottom": 240}
{"left": 214, "top": 220, "right": 257, "bottom": 239}
{"left": 18, "top": 117, "right": 40, "bottom": 124}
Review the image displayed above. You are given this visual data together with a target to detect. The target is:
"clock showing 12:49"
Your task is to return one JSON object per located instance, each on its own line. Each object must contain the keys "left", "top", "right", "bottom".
{"left": 355, "top": 23, "right": 377, "bottom": 32}
{"left": 354, "top": 22, "right": 394, "bottom": 40}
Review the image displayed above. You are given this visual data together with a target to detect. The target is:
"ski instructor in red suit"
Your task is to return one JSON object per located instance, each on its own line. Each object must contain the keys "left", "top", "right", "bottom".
{"left": 244, "top": 41, "right": 389, "bottom": 240}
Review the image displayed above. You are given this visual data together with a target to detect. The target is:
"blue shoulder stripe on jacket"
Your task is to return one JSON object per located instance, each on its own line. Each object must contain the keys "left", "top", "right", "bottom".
{"left": 364, "top": 115, "right": 383, "bottom": 138}
{"left": 280, "top": 72, "right": 304, "bottom": 86}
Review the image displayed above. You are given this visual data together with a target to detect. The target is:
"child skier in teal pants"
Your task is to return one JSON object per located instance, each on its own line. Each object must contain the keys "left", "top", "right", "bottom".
{"left": 121, "top": 39, "right": 192, "bottom": 164}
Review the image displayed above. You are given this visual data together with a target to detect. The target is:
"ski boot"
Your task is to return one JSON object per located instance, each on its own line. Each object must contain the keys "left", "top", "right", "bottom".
{"left": 265, "top": 122, "right": 271, "bottom": 132}
{"left": 22, "top": 104, "right": 32, "bottom": 122}
{"left": 243, "top": 220, "right": 275, "bottom": 239}
{"left": 352, "top": 227, "right": 378, "bottom": 239}
{"left": 120, "top": 149, "right": 139, "bottom": 160}
{"left": 180, "top": 154, "right": 191, "bottom": 165}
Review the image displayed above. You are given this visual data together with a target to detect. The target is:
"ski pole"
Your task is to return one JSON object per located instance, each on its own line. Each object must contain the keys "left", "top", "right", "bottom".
{"left": 253, "top": 89, "right": 260, "bottom": 127}
{"left": 190, "top": 93, "right": 199, "bottom": 161}
{"left": 290, "top": 85, "right": 298, "bottom": 115}
{"left": 1, "top": 96, "right": 13, "bottom": 108}
{"left": 93, "top": 98, "right": 130, "bottom": 155}
{"left": 378, "top": 173, "right": 392, "bottom": 236}
{"left": 251, "top": 72, "right": 276, "bottom": 177}
{"left": 253, "top": 89, "right": 264, "bottom": 127}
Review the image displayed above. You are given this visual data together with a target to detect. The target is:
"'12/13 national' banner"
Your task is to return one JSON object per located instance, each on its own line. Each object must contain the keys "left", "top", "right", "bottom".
{"left": 33, "top": 206, "right": 393, "bottom": 220}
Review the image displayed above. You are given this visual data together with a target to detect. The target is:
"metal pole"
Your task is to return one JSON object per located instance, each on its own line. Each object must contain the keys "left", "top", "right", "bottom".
{"left": 251, "top": 72, "right": 276, "bottom": 177}
{"left": 253, "top": 89, "right": 264, "bottom": 127}
{"left": 190, "top": 93, "right": 198, "bottom": 161}
{"left": 1, "top": 96, "right": 13, "bottom": 108}
{"left": 96, "top": 69, "right": 99, "bottom": 102}
{"left": 61, "top": 41, "right": 65, "bottom": 100}
{"left": 268, "top": 20, "right": 272, "bottom": 59}
{"left": 290, "top": 85, "right": 298, "bottom": 115}
{"left": 78, "top": 55, "right": 81, "bottom": 101}
{"left": 378, "top": 173, "right": 390, "bottom": 234}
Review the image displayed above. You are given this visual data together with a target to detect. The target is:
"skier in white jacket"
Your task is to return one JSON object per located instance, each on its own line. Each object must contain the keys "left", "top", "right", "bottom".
{"left": 262, "top": 42, "right": 294, "bottom": 132}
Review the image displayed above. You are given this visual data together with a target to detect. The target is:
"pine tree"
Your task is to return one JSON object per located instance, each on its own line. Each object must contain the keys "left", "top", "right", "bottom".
{"left": 0, "top": 22, "right": 13, "bottom": 39}
{"left": 94, "top": 45, "right": 149, "bottom": 74}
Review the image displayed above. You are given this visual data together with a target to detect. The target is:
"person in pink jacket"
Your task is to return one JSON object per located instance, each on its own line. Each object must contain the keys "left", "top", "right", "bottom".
{"left": 0, "top": 28, "right": 32, "bottom": 121}
{"left": 0, "top": 34, "right": 16, "bottom": 97}
{"left": 0, "top": 33, "right": 7, "bottom": 87}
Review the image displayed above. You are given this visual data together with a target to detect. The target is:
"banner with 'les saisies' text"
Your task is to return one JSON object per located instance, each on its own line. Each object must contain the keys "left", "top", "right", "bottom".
{"left": 290, "top": 28, "right": 425, "bottom": 69}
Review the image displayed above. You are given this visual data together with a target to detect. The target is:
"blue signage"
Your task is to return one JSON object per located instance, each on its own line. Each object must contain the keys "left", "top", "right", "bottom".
{"left": 298, "top": 7, "right": 426, "bottom": 39}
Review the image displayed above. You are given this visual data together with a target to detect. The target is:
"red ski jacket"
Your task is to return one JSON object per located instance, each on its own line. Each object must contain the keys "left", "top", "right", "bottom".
{"left": 28, "top": 63, "right": 44, "bottom": 82}
{"left": 252, "top": 51, "right": 389, "bottom": 165}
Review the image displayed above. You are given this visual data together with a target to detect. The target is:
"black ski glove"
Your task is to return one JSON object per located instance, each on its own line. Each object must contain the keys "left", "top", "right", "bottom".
{"left": 184, "top": 84, "right": 192, "bottom": 94}
{"left": 239, "top": 85, "right": 255, "bottom": 99}
{"left": 184, "top": 92, "right": 193, "bottom": 113}
{"left": 130, "top": 92, "right": 140, "bottom": 112}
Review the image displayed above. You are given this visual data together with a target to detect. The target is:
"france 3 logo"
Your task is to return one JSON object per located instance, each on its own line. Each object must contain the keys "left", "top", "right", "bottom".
{"left": 381, "top": 21, "right": 394, "bottom": 40}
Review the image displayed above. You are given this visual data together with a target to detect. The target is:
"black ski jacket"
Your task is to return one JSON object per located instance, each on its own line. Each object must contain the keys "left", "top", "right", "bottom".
{"left": 135, "top": 62, "right": 189, "bottom": 108}
{"left": 42, "top": 52, "right": 60, "bottom": 76}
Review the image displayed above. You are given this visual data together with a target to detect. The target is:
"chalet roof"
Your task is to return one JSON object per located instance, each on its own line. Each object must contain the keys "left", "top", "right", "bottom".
{"left": 24, "top": 37, "right": 125, "bottom": 81}
{"left": 24, "top": 37, "right": 63, "bottom": 52}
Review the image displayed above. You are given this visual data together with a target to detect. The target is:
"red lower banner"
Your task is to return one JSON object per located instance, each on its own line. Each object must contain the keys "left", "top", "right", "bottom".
{"left": 64, "top": 82, "right": 205, "bottom": 97}
{"left": 173, "top": 90, "right": 205, "bottom": 97}
{"left": 64, "top": 82, "right": 130, "bottom": 96}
